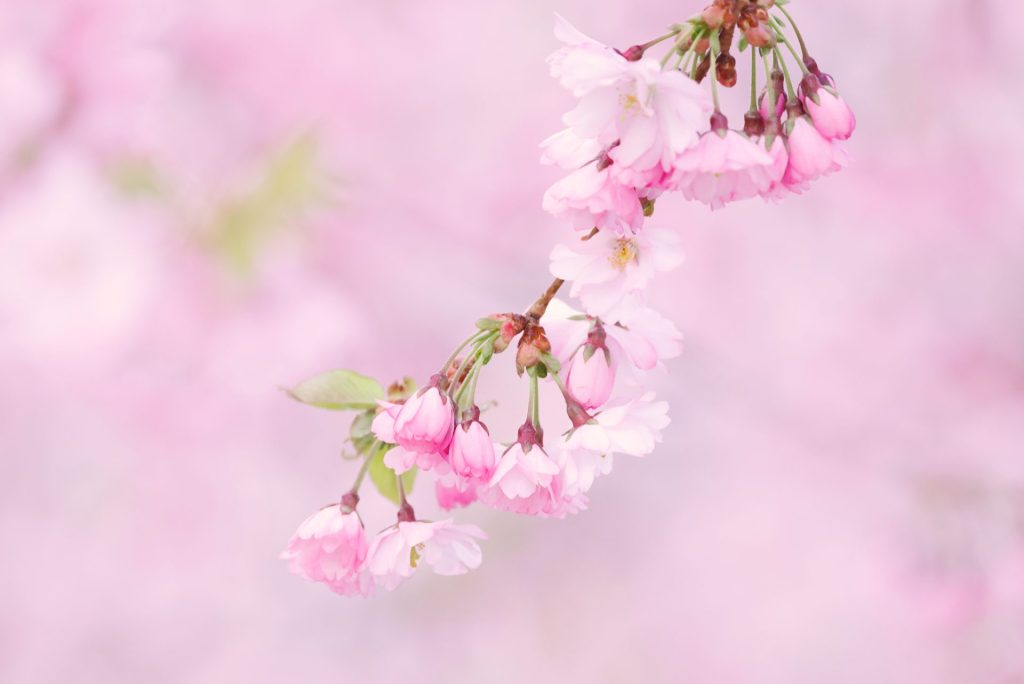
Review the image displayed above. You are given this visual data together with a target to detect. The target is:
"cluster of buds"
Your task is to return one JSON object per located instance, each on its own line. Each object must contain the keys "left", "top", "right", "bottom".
{"left": 281, "top": 0, "right": 851, "bottom": 597}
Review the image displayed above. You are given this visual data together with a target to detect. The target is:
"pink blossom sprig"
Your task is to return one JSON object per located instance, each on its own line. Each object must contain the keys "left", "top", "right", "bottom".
{"left": 283, "top": 0, "right": 851, "bottom": 597}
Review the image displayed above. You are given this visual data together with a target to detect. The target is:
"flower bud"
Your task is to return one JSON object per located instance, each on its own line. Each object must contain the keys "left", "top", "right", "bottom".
{"left": 745, "top": 23, "right": 774, "bottom": 48}
{"left": 449, "top": 418, "right": 497, "bottom": 479}
{"left": 715, "top": 53, "right": 737, "bottom": 88}
{"left": 515, "top": 324, "right": 551, "bottom": 375}
{"left": 393, "top": 381, "right": 456, "bottom": 454}
{"left": 803, "top": 88, "right": 856, "bottom": 141}
{"left": 702, "top": 5, "right": 726, "bottom": 29}
{"left": 564, "top": 345, "right": 617, "bottom": 410}
{"left": 618, "top": 45, "right": 645, "bottom": 62}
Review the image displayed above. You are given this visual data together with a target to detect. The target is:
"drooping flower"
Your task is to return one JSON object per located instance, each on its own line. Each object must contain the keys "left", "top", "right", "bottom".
{"left": 564, "top": 393, "right": 670, "bottom": 458}
{"left": 435, "top": 474, "right": 479, "bottom": 510}
{"left": 669, "top": 119, "right": 776, "bottom": 210}
{"left": 782, "top": 115, "right": 847, "bottom": 187}
{"left": 543, "top": 297, "right": 683, "bottom": 373}
{"left": 549, "top": 225, "right": 683, "bottom": 318}
{"left": 448, "top": 416, "right": 497, "bottom": 480}
{"left": 392, "top": 383, "right": 456, "bottom": 454}
{"left": 280, "top": 505, "right": 373, "bottom": 597}
{"left": 365, "top": 520, "right": 486, "bottom": 591}
{"left": 478, "top": 421, "right": 581, "bottom": 517}
{"left": 542, "top": 161, "right": 644, "bottom": 235}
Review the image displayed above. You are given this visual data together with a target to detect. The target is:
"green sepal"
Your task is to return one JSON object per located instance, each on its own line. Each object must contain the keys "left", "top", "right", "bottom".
{"left": 540, "top": 352, "right": 561, "bottom": 373}
{"left": 738, "top": 36, "right": 749, "bottom": 52}
{"left": 367, "top": 446, "right": 417, "bottom": 505}
{"left": 475, "top": 317, "right": 502, "bottom": 331}
{"left": 287, "top": 369, "right": 384, "bottom": 411}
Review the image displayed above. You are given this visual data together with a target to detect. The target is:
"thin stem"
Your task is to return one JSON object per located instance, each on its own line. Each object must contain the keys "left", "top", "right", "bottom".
{"left": 708, "top": 31, "right": 722, "bottom": 111}
{"left": 348, "top": 448, "right": 375, "bottom": 493}
{"left": 772, "top": 46, "right": 797, "bottom": 99}
{"left": 769, "top": 18, "right": 809, "bottom": 74}
{"left": 749, "top": 47, "right": 758, "bottom": 112}
{"left": 674, "top": 28, "right": 706, "bottom": 76}
{"left": 440, "top": 329, "right": 488, "bottom": 377}
{"left": 449, "top": 332, "right": 495, "bottom": 396}
{"left": 775, "top": 5, "right": 809, "bottom": 57}
{"left": 643, "top": 28, "right": 683, "bottom": 52}
{"left": 528, "top": 373, "right": 541, "bottom": 429}
{"left": 660, "top": 30, "right": 690, "bottom": 68}
{"left": 761, "top": 50, "right": 776, "bottom": 114}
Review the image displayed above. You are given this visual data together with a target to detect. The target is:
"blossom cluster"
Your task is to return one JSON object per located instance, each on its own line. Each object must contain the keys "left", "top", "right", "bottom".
{"left": 283, "top": 0, "right": 854, "bottom": 597}
{"left": 543, "top": 0, "right": 855, "bottom": 223}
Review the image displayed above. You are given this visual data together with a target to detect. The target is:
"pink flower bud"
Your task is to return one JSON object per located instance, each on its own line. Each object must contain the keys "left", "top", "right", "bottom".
{"left": 783, "top": 116, "right": 842, "bottom": 186}
{"left": 449, "top": 419, "right": 497, "bottom": 479}
{"left": 564, "top": 346, "right": 617, "bottom": 410}
{"left": 393, "top": 385, "right": 455, "bottom": 454}
{"left": 803, "top": 88, "right": 856, "bottom": 141}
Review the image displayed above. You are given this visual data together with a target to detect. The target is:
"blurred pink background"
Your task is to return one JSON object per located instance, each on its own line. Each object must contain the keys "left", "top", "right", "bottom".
{"left": 2, "top": 0, "right": 1023, "bottom": 682}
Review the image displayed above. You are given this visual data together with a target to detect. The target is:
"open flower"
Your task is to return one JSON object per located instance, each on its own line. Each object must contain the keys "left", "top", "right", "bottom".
{"left": 549, "top": 225, "right": 683, "bottom": 318}
{"left": 565, "top": 393, "right": 670, "bottom": 458}
{"left": 280, "top": 505, "right": 373, "bottom": 597}
{"left": 542, "top": 161, "right": 644, "bottom": 235}
{"left": 670, "top": 126, "right": 776, "bottom": 209}
{"left": 548, "top": 15, "right": 711, "bottom": 182}
{"left": 366, "top": 520, "right": 486, "bottom": 591}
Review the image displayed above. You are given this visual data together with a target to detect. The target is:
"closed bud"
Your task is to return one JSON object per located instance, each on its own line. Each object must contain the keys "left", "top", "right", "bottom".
{"left": 715, "top": 53, "right": 737, "bottom": 88}
{"left": 618, "top": 45, "right": 645, "bottom": 62}
{"left": 515, "top": 324, "right": 552, "bottom": 375}
{"left": 702, "top": 5, "right": 726, "bottom": 29}
{"left": 745, "top": 23, "right": 774, "bottom": 48}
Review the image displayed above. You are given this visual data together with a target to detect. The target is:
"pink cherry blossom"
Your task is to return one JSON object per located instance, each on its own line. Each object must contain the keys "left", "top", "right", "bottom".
{"left": 564, "top": 342, "right": 618, "bottom": 410}
{"left": 804, "top": 88, "right": 856, "bottom": 141}
{"left": 548, "top": 17, "right": 712, "bottom": 181}
{"left": 782, "top": 116, "right": 847, "bottom": 186}
{"left": 549, "top": 225, "right": 683, "bottom": 317}
{"left": 434, "top": 474, "right": 478, "bottom": 511}
{"left": 564, "top": 393, "right": 670, "bottom": 458}
{"left": 365, "top": 520, "right": 485, "bottom": 590}
{"left": 542, "top": 161, "right": 644, "bottom": 235}
{"left": 280, "top": 505, "right": 373, "bottom": 597}
{"left": 393, "top": 385, "right": 456, "bottom": 454}
{"left": 670, "top": 128, "right": 776, "bottom": 209}
{"left": 757, "top": 135, "right": 791, "bottom": 201}
{"left": 556, "top": 444, "right": 613, "bottom": 497}
{"left": 382, "top": 445, "right": 445, "bottom": 475}
{"left": 542, "top": 297, "right": 683, "bottom": 372}
{"left": 448, "top": 419, "right": 497, "bottom": 480}
{"left": 540, "top": 128, "right": 603, "bottom": 169}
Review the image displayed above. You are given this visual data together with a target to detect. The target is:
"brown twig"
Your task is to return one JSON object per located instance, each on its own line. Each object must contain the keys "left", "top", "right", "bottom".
{"left": 525, "top": 278, "right": 565, "bottom": 322}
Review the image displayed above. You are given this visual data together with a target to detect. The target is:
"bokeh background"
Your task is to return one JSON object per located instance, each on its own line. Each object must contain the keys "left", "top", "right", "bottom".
{"left": 2, "top": 0, "right": 1023, "bottom": 682}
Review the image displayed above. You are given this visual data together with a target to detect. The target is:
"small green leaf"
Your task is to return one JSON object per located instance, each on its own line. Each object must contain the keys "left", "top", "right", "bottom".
{"left": 349, "top": 410, "right": 377, "bottom": 455}
{"left": 288, "top": 369, "right": 384, "bottom": 410}
{"left": 738, "top": 36, "right": 749, "bottom": 52}
{"left": 367, "top": 447, "right": 417, "bottom": 504}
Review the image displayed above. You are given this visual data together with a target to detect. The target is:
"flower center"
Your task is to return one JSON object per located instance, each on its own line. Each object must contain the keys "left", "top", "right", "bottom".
{"left": 609, "top": 238, "right": 638, "bottom": 269}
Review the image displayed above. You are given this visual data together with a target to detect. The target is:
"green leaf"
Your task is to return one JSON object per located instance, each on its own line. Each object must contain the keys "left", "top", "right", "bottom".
{"left": 367, "top": 447, "right": 417, "bottom": 504}
{"left": 349, "top": 410, "right": 377, "bottom": 455}
{"left": 288, "top": 369, "right": 384, "bottom": 410}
